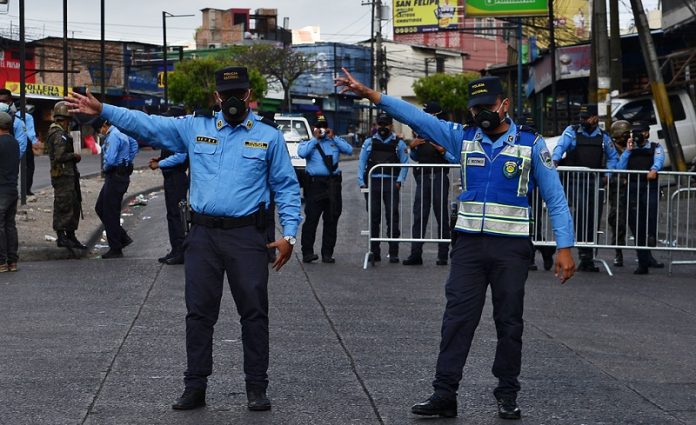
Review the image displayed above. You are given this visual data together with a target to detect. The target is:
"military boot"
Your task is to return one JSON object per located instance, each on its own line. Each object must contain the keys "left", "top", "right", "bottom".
{"left": 56, "top": 231, "right": 75, "bottom": 249}
{"left": 67, "top": 231, "right": 88, "bottom": 250}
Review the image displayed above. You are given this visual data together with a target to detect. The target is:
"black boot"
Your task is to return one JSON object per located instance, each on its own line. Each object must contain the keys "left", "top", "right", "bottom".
{"left": 613, "top": 249, "right": 623, "bottom": 267}
{"left": 411, "top": 394, "right": 457, "bottom": 418}
{"left": 172, "top": 387, "right": 206, "bottom": 410}
{"left": 67, "top": 231, "right": 88, "bottom": 249}
{"left": 246, "top": 386, "right": 271, "bottom": 411}
{"left": 496, "top": 395, "right": 522, "bottom": 419}
{"left": 56, "top": 231, "right": 75, "bottom": 249}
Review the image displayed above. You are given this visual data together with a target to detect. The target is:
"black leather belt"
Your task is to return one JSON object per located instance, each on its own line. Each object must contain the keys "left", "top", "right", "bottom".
{"left": 190, "top": 211, "right": 257, "bottom": 229}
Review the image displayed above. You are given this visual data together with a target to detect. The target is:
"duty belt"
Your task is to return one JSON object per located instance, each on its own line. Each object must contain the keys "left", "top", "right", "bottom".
{"left": 190, "top": 211, "right": 257, "bottom": 229}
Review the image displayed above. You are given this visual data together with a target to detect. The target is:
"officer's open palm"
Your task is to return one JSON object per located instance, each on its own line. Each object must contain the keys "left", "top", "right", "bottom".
{"left": 335, "top": 68, "right": 381, "bottom": 104}
{"left": 554, "top": 248, "right": 576, "bottom": 284}
{"left": 267, "top": 238, "right": 293, "bottom": 271}
{"left": 65, "top": 87, "right": 102, "bottom": 116}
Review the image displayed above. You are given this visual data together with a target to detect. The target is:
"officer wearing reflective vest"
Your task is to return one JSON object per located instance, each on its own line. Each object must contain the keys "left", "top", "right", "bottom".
{"left": 336, "top": 70, "right": 575, "bottom": 420}
{"left": 617, "top": 121, "right": 665, "bottom": 274}
{"left": 552, "top": 104, "right": 618, "bottom": 272}
{"left": 298, "top": 115, "right": 353, "bottom": 264}
{"left": 65, "top": 66, "right": 301, "bottom": 413}
{"left": 403, "top": 101, "right": 456, "bottom": 266}
{"left": 358, "top": 112, "right": 409, "bottom": 263}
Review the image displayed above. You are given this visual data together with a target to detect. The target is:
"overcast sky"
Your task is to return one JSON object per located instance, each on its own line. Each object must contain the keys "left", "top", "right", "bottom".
{"left": 0, "top": 0, "right": 656, "bottom": 46}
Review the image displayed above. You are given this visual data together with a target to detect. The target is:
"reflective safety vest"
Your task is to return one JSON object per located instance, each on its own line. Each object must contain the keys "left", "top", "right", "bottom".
{"left": 455, "top": 127, "right": 536, "bottom": 238}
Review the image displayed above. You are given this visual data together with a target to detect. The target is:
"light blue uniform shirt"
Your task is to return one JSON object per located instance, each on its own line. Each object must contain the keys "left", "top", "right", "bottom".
{"left": 127, "top": 136, "right": 139, "bottom": 163}
{"left": 298, "top": 135, "right": 353, "bottom": 176}
{"left": 22, "top": 112, "right": 38, "bottom": 145}
{"left": 552, "top": 125, "right": 618, "bottom": 173}
{"left": 357, "top": 133, "right": 410, "bottom": 187}
{"left": 379, "top": 94, "right": 575, "bottom": 248}
{"left": 617, "top": 141, "right": 665, "bottom": 171}
{"left": 101, "top": 104, "right": 301, "bottom": 237}
{"left": 12, "top": 114, "right": 28, "bottom": 158}
{"left": 159, "top": 152, "right": 187, "bottom": 169}
{"left": 102, "top": 126, "right": 131, "bottom": 171}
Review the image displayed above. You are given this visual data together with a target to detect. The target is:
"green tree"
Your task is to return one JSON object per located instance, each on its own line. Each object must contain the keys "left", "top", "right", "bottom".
{"left": 233, "top": 44, "right": 314, "bottom": 113}
{"left": 168, "top": 55, "right": 267, "bottom": 111}
{"left": 412, "top": 72, "right": 480, "bottom": 122}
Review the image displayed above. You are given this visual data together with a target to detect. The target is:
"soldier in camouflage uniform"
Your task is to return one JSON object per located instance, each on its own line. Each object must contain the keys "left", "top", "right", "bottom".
{"left": 47, "top": 101, "right": 87, "bottom": 250}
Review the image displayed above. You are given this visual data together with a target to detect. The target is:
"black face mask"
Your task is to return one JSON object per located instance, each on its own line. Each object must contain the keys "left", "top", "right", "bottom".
{"left": 632, "top": 130, "right": 646, "bottom": 146}
{"left": 581, "top": 122, "right": 597, "bottom": 133}
{"left": 220, "top": 93, "right": 248, "bottom": 125}
{"left": 474, "top": 108, "right": 502, "bottom": 130}
{"left": 377, "top": 127, "right": 391, "bottom": 139}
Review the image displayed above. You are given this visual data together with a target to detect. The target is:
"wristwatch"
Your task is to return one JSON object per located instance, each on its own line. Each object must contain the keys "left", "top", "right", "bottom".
{"left": 283, "top": 236, "right": 296, "bottom": 246}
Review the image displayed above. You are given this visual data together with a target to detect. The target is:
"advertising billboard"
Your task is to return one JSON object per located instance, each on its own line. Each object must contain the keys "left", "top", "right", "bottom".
{"left": 393, "top": 0, "right": 460, "bottom": 35}
{"left": 465, "top": 0, "right": 548, "bottom": 17}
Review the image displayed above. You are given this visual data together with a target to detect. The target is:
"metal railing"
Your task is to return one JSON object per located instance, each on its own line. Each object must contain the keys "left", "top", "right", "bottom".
{"left": 362, "top": 163, "right": 696, "bottom": 274}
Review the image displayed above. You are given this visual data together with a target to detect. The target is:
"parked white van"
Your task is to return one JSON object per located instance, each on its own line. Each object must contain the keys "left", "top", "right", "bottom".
{"left": 275, "top": 115, "right": 311, "bottom": 171}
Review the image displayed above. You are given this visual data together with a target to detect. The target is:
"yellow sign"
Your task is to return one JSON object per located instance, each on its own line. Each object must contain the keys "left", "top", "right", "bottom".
{"left": 393, "top": 0, "right": 460, "bottom": 35}
{"left": 4, "top": 82, "right": 72, "bottom": 98}
{"left": 524, "top": 0, "right": 591, "bottom": 48}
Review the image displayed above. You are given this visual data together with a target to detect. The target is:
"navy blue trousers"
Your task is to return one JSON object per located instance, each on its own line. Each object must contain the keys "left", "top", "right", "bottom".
{"left": 434, "top": 233, "right": 532, "bottom": 399}
{"left": 162, "top": 169, "right": 188, "bottom": 255}
{"left": 95, "top": 173, "right": 129, "bottom": 251}
{"left": 410, "top": 170, "right": 450, "bottom": 260}
{"left": 183, "top": 223, "right": 270, "bottom": 390}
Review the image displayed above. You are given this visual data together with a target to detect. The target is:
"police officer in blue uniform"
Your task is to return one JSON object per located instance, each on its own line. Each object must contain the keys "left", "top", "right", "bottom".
{"left": 93, "top": 118, "right": 134, "bottom": 259}
{"left": 0, "top": 89, "right": 28, "bottom": 159}
{"left": 17, "top": 103, "right": 39, "bottom": 195}
{"left": 403, "top": 101, "right": 455, "bottom": 266}
{"left": 617, "top": 121, "right": 665, "bottom": 274}
{"left": 553, "top": 104, "right": 618, "bottom": 272}
{"left": 358, "top": 112, "right": 409, "bottom": 263}
{"left": 337, "top": 70, "right": 576, "bottom": 419}
{"left": 149, "top": 106, "right": 189, "bottom": 265}
{"left": 66, "top": 66, "right": 301, "bottom": 412}
{"left": 298, "top": 115, "right": 353, "bottom": 263}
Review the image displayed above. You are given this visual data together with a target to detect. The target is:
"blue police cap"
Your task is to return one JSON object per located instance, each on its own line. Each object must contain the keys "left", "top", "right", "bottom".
{"left": 215, "top": 66, "right": 250, "bottom": 92}
{"left": 467, "top": 76, "right": 504, "bottom": 108}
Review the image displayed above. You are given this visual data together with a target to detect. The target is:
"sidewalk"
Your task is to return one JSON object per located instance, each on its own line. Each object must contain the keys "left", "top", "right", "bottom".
{"left": 15, "top": 168, "right": 164, "bottom": 262}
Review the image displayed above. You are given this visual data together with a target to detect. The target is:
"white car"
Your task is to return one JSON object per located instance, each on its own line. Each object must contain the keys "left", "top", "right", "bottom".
{"left": 274, "top": 115, "right": 311, "bottom": 170}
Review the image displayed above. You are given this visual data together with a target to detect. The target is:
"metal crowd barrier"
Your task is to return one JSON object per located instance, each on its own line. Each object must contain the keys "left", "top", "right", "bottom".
{"left": 362, "top": 163, "right": 696, "bottom": 274}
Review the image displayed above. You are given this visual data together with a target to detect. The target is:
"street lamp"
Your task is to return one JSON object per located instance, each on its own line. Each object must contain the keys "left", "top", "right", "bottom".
{"left": 162, "top": 11, "right": 194, "bottom": 110}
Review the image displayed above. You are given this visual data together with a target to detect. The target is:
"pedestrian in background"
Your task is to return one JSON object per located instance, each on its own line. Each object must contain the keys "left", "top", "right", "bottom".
{"left": 358, "top": 112, "right": 409, "bottom": 263}
{"left": 617, "top": 121, "right": 665, "bottom": 274}
{"left": 337, "top": 70, "right": 575, "bottom": 420}
{"left": 298, "top": 115, "right": 353, "bottom": 264}
{"left": 66, "top": 66, "right": 301, "bottom": 413}
{"left": 149, "top": 106, "right": 189, "bottom": 266}
{"left": 0, "top": 111, "right": 20, "bottom": 272}
{"left": 553, "top": 104, "right": 618, "bottom": 272}
{"left": 46, "top": 102, "right": 87, "bottom": 251}
{"left": 608, "top": 119, "right": 631, "bottom": 266}
{"left": 403, "top": 101, "right": 454, "bottom": 267}
{"left": 93, "top": 118, "right": 133, "bottom": 259}
{"left": 0, "top": 89, "right": 28, "bottom": 160}
{"left": 15, "top": 102, "right": 40, "bottom": 195}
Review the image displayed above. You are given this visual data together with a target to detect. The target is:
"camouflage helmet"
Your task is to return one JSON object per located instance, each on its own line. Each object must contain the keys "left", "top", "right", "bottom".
{"left": 610, "top": 120, "right": 631, "bottom": 138}
{"left": 52, "top": 101, "right": 71, "bottom": 120}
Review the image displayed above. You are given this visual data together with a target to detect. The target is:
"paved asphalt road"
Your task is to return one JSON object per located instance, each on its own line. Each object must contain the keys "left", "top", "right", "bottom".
{"left": 29, "top": 149, "right": 159, "bottom": 191}
{"left": 1, "top": 160, "right": 696, "bottom": 424}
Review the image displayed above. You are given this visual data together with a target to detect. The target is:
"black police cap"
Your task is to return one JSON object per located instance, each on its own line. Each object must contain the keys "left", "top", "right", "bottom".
{"left": 579, "top": 103, "right": 598, "bottom": 118}
{"left": 91, "top": 117, "right": 107, "bottom": 131}
{"left": 632, "top": 121, "right": 650, "bottom": 132}
{"left": 315, "top": 115, "right": 328, "bottom": 128}
{"left": 467, "top": 76, "right": 504, "bottom": 108}
{"left": 423, "top": 101, "right": 442, "bottom": 115}
{"left": 215, "top": 66, "right": 250, "bottom": 92}
{"left": 162, "top": 106, "right": 186, "bottom": 117}
{"left": 376, "top": 112, "right": 393, "bottom": 126}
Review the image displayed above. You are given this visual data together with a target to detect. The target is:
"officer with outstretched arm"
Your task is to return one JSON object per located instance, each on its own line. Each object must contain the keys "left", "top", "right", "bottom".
{"left": 64, "top": 67, "right": 301, "bottom": 413}
{"left": 336, "top": 69, "right": 575, "bottom": 420}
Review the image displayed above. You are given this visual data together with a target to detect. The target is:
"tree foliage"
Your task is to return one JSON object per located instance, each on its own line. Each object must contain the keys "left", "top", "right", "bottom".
{"left": 168, "top": 55, "right": 267, "bottom": 111}
{"left": 412, "top": 72, "right": 480, "bottom": 121}
{"left": 233, "top": 44, "right": 314, "bottom": 112}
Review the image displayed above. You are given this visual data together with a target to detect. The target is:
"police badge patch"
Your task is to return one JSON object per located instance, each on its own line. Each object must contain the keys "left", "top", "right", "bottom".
{"left": 503, "top": 160, "right": 519, "bottom": 178}
{"left": 540, "top": 147, "right": 554, "bottom": 169}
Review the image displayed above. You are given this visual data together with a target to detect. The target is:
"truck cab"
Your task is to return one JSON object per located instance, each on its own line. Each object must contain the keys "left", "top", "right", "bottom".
{"left": 275, "top": 115, "right": 312, "bottom": 186}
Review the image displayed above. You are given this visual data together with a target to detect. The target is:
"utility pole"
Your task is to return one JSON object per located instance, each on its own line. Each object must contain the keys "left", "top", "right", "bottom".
{"left": 100, "top": 0, "right": 105, "bottom": 102}
{"left": 375, "top": 0, "right": 385, "bottom": 93}
{"left": 594, "top": 0, "right": 611, "bottom": 129}
{"left": 549, "top": 0, "right": 559, "bottom": 134}
{"left": 609, "top": 0, "right": 622, "bottom": 92}
{"left": 629, "top": 0, "right": 687, "bottom": 170}
{"left": 19, "top": 0, "right": 27, "bottom": 205}
{"left": 63, "top": 0, "right": 68, "bottom": 97}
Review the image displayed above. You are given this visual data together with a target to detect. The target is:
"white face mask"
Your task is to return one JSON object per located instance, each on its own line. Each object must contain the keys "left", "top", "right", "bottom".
{"left": 0, "top": 103, "right": 10, "bottom": 114}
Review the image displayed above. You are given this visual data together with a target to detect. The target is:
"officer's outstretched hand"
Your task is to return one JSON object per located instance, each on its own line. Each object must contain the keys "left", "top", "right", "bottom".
{"left": 554, "top": 248, "right": 576, "bottom": 284}
{"left": 335, "top": 68, "right": 381, "bottom": 104}
{"left": 267, "top": 238, "right": 293, "bottom": 271}
{"left": 64, "top": 87, "right": 103, "bottom": 116}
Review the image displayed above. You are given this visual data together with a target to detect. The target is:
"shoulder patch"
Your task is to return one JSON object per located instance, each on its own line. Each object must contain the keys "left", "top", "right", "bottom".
{"left": 245, "top": 141, "right": 269, "bottom": 149}
{"left": 540, "top": 146, "right": 554, "bottom": 169}
{"left": 196, "top": 136, "right": 218, "bottom": 145}
{"left": 245, "top": 119, "right": 254, "bottom": 130}
{"left": 216, "top": 119, "right": 224, "bottom": 130}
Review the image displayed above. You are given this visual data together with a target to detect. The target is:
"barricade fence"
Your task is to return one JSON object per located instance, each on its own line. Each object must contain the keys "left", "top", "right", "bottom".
{"left": 361, "top": 164, "right": 696, "bottom": 274}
